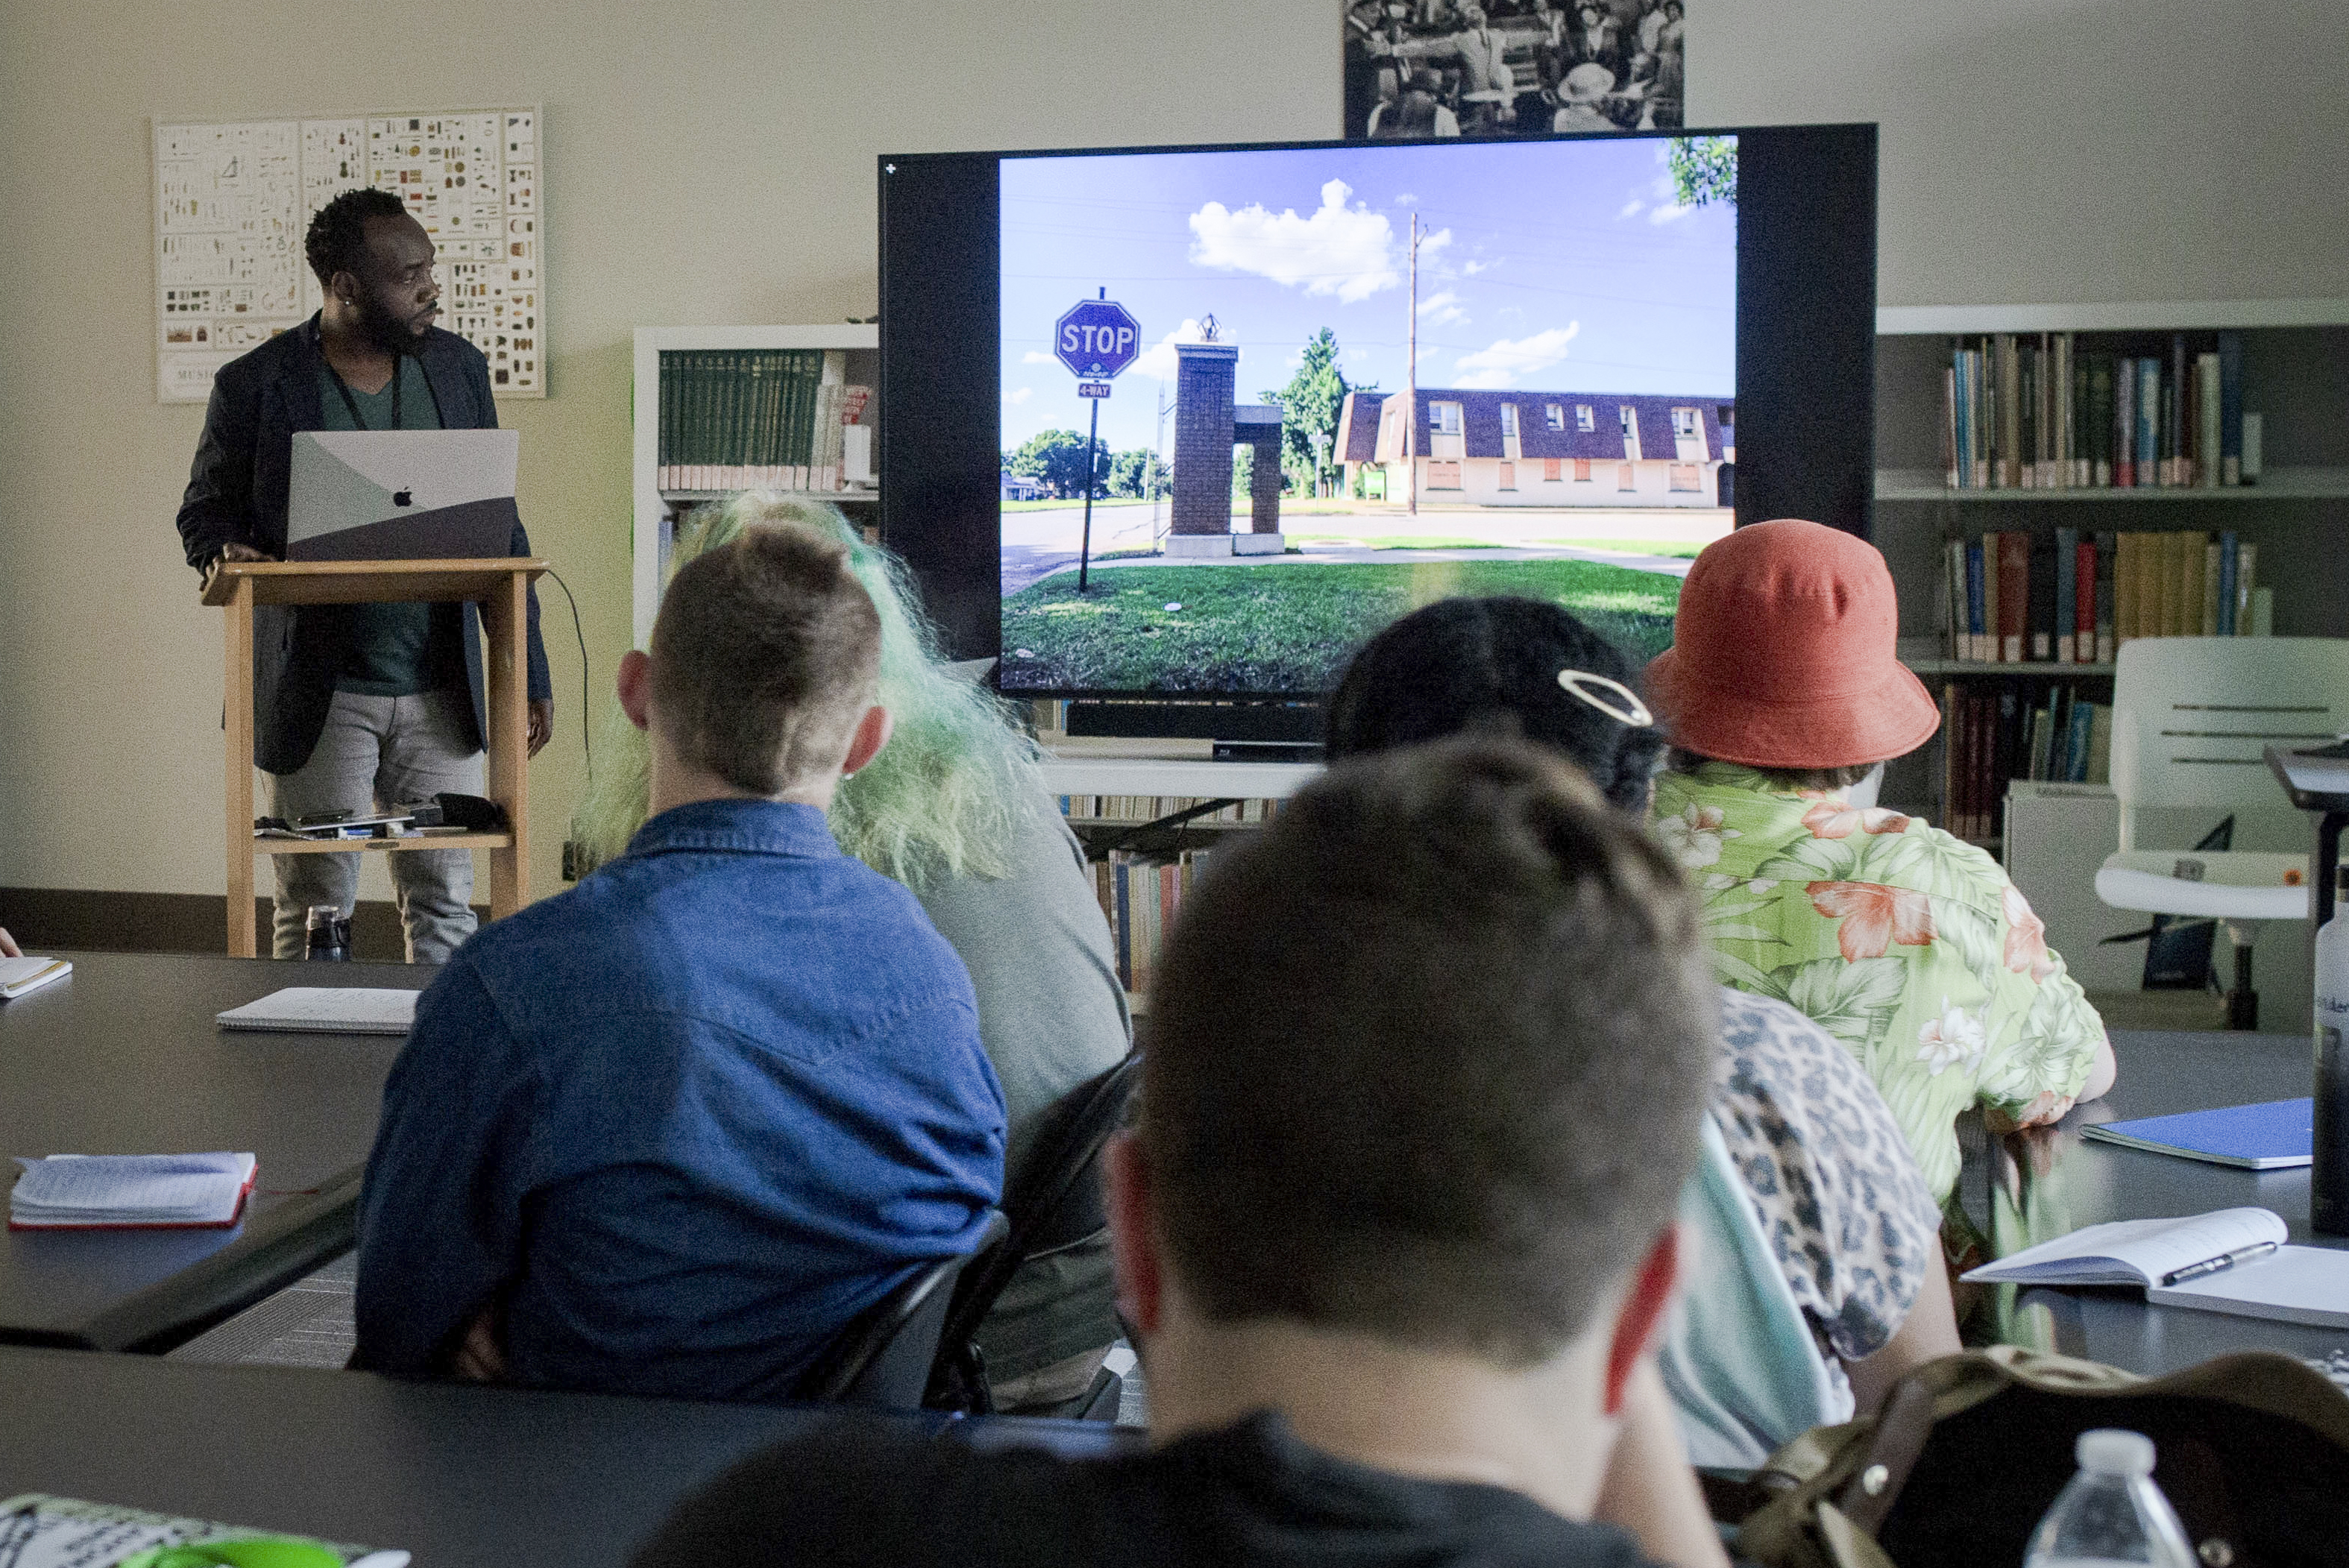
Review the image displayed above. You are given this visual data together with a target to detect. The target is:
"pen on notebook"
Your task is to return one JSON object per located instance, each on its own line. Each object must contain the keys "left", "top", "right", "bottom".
{"left": 2160, "top": 1241, "right": 2278, "bottom": 1287}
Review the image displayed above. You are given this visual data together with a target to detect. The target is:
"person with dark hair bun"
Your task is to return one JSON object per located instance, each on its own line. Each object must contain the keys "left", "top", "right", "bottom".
{"left": 174, "top": 186, "right": 554, "bottom": 963}
{"left": 1327, "top": 596, "right": 1959, "bottom": 1467}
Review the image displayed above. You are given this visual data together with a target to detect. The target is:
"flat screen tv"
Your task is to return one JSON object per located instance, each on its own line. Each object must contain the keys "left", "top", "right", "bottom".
{"left": 879, "top": 124, "right": 1875, "bottom": 727}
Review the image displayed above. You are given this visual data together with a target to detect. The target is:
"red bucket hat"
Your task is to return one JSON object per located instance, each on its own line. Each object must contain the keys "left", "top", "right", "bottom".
{"left": 1645, "top": 518, "right": 1940, "bottom": 771}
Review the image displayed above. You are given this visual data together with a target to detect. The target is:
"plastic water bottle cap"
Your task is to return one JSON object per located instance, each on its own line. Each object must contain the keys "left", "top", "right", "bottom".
{"left": 2075, "top": 1428, "right": 2157, "bottom": 1476}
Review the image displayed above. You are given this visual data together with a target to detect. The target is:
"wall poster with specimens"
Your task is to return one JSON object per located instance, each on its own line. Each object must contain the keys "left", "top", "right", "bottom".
{"left": 151, "top": 107, "right": 544, "bottom": 403}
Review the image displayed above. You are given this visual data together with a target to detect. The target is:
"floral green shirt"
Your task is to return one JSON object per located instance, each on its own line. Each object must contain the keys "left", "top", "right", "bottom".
{"left": 1652, "top": 763, "right": 2104, "bottom": 1203}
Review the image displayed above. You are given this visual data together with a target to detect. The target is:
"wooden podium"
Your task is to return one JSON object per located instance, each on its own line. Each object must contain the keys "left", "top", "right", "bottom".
{"left": 207, "top": 558, "right": 549, "bottom": 958}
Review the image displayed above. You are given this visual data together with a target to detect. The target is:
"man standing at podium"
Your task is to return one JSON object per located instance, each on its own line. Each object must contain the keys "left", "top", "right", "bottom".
{"left": 175, "top": 187, "right": 553, "bottom": 964}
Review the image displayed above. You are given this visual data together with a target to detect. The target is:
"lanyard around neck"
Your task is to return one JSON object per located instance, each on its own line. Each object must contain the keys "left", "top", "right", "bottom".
{"left": 326, "top": 356, "right": 403, "bottom": 431}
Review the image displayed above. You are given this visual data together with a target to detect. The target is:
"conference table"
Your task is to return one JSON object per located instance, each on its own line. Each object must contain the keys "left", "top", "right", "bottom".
{"left": 0, "top": 1345, "right": 1134, "bottom": 1566}
{"left": 1962, "top": 1027, "right": 2349, "bottom": 1375}
{"left": 0, "top": 950, "right": 420, "bottom": 1352}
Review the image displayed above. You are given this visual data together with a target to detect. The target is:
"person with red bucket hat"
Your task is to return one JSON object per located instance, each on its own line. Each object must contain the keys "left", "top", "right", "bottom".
{"left": 1648, "top": 520, "right": 2116, "bottom": 1212}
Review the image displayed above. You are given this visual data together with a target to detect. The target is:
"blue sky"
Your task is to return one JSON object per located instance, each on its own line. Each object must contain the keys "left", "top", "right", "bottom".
{"left": 999, "top": 136, "right": 1736, "bottom": 455}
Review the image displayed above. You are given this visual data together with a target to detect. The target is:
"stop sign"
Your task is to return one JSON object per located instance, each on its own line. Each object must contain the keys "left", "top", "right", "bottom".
{"left": 1054, "top": 297, "right": 1142, "bottom": 379}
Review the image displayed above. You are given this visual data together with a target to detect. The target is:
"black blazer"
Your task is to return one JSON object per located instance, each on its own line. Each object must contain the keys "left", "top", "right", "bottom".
{"left": 176, "top": 315, "right": 553, "bottom": 775}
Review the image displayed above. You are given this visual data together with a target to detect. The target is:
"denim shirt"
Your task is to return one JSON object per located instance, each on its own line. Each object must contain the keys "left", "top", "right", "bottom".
{"left": 353, "top": 798, "right": 1006, "bottom": 1402}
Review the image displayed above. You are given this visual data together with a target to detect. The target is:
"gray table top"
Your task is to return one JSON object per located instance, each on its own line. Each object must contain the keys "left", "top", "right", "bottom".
{"left": 1961, "top": 1027, "right": 2349, "bottom": 1376}
{"left": 0, "top": 951, "right": 422, "bottom": 1350}
{"left": 0, "top": 1346, "right": 1132, "bottom": 1567}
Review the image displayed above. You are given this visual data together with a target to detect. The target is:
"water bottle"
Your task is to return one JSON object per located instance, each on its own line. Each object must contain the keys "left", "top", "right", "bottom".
{"left": 304, "top": 904, "right": 351, "bottom": 962}
{"left": 2022, "top": 1429, "right": 2195, "bottom": 1568}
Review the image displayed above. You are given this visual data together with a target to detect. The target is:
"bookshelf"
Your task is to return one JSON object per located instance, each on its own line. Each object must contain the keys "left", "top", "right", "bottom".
{"left": 631, "top": 324, "right": 881, "bottom": 648}
{"left": 1871, "top": 305, "right": 2349, "bottom": 840}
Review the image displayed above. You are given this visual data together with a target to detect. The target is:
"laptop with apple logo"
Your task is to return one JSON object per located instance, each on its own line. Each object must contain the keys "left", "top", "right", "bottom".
{"left": 286, "top": 429, "right": 521, "bottom": 561}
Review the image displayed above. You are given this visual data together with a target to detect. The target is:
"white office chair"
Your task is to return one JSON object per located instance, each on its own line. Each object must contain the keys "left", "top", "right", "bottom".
{"left": 2095, "top": 637, "right": 2349, "bottom": 1028}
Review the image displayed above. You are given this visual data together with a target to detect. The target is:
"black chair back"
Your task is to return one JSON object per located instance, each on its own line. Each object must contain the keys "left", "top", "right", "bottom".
{"left": 928, "top": 1052, "right": 1142, "bottom": 1411}
{"left": 792, "top": 1208, "right": 1009, "bottom": 1408}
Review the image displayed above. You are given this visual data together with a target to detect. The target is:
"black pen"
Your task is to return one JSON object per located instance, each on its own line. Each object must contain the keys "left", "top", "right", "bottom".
{"left": 2160, "top": 1241, "right": 2278, "bottom": 1287}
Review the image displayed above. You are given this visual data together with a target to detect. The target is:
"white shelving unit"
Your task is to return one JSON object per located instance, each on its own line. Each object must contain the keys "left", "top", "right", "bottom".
{"left": 1875, "top": 299, "right": 2349, "bottom": 336}
{"left": 1877, "top": 467, "right": 2349, "bottom": 505}
{"left": 631, "top": 324, "right": 880, "bottom": 648}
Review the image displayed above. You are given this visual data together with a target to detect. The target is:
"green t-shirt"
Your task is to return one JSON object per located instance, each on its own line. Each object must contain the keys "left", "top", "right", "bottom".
{"left": 316, "top": 357, "right": 465, "bottom": 697}
{"left": 1653, "top": 761, "right": 2106, "bottom": 1204}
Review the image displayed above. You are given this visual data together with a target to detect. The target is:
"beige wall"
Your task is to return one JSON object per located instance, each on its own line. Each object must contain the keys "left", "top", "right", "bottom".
{"left": 2, "top": 0, "right": 2340, "bottom": 905}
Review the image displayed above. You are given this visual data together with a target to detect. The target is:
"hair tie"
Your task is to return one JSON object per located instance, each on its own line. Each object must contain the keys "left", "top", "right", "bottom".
{"left": 1556, "top": 669, "right": 1655, "bottom": 729}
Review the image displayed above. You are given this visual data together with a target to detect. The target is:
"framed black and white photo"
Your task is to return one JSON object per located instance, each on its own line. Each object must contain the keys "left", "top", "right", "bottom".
{"left": 1343, "top": 0, "right": 1684, "bottom": 141}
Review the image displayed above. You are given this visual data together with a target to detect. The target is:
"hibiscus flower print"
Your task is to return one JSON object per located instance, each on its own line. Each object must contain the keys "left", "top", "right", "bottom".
{"left": 1916, "top": 997, "right": 1986, "bottom": 1075}
{"left": 1808, "top": 881, "right": 1935, "bottom": 962}
{"left": 1801, "top": 799, "right": 1914, "bottom": 840}
{"left": 2002, "top": 884, "right": 2057, "bottom": 980}
{"left": 1658, "top": 802, "right": 1740, "bottom": 869}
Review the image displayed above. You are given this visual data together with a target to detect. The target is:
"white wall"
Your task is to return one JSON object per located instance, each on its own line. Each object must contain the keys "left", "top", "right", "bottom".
{"left": 1, "top": 0, "right": 2339, "bottom": 906}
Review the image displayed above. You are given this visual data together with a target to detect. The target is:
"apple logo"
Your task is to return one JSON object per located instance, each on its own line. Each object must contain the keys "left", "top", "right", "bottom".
{"left": 392, "top": 488, "right": 413, "bottom": 507}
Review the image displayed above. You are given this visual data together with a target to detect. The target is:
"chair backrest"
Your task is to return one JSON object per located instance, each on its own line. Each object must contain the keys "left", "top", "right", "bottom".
{"left": 792, "top": 1208, "right": 1010, "bottom": 1408}
{"left": 2110, "top": 637, "right": 2349, "bottom": 848}
{"left": 929, "top": 1052, "right": 1142, "bottom": 1402}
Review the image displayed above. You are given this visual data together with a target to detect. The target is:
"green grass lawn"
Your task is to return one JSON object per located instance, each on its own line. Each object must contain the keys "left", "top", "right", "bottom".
{"left": 1000, "top": 558, "right": 1679, "bottom": 693}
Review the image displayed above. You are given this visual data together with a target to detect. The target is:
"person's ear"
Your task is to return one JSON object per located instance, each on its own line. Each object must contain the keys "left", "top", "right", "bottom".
{"left": 1103, "top": 1131, "right": 1166, "bottom": 1340}
{"left": 840, "top": 704, "right": 892, "bottom": 779}
{"left": 1603, "top": 1224, "right": 1681, "bottom": 1417}
{"left": 615, "top": 649, "right": 653, "bottom": 732}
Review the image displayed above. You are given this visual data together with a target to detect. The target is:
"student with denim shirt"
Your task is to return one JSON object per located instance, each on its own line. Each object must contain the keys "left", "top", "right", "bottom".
{"left": 352, "top": 524, "right": 1004, "bottom": 1402}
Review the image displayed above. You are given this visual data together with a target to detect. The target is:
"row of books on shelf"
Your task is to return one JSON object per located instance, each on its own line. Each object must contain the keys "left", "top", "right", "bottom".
{"left": 1940, "top": 330, "right": 2264, "bottom": 491}
{"left": 1058, "top": 795, "right": 1282, "bottom": 824}
{"left": 1092, "top": 848, "right": 1216, "bottom": 995}
{"left": 1942, "top": 526, "right": 2273, "bottom": 664}
{"left": 655, "top": 348, "right": 871, "bottom": 493}
{"left": 1939, "top": 683, "right": 2110, "bottom": 845}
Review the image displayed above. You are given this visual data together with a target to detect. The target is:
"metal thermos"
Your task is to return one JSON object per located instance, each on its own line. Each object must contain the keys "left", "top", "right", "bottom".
{"left": 304, "top": 904, "right": 352, "bottom": 963}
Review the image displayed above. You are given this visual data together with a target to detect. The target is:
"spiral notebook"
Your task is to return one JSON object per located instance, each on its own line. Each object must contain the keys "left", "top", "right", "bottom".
{"left": 216, "top": 987, "right": 418, "bottom": 1035}
{"left": 2081, "top": 1098, "right": 2313, "bottom": 1169}
{"left": 8, "top": 1153, "right": 257, "bottom": 1230}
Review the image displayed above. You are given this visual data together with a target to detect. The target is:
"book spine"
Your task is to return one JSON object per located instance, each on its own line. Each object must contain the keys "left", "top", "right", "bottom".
{"left": 1981, "top": 532, "right": 2003, "bottom": 660}
{"left": 1971, "top": 346, "right": 1990, "bottom": 488}
{"left": 2169, "top": 333, "right": 2189, "bottom": 487}
{"left": 2093, "top": 532, "right": 2116, "bottom": 663}
{"left": 2113, "top": 532, "right": 2137, "bottom": 644}
{"left": 2198, "top": 351, "right": 2221, "bottom": 490}
{"left": 2142, "top": 530, "right": 2169, "bottom": 638}
{"left": 2136, "top": 359, "right": 2160, "bottom": 487}
{"left": 2200, "top": 538, "right": 2221, "bottom": 636}
{"left": 2089, "top": 353, "right": 2113, "bottom": 487}
{"left": 2055, "top": 526, "right": 2079, "bottom": 662}
{"left": 1999, "top": 333, "right": 2020, "bottom": 489}
{"left": 1966, "top": 542, "right": 1987, "bottom": 662}
{"left": 2029, "top": 532, "right": 2057, "bottom": 661}
{"left": 1947, "top": 538, "right": 1969, "bottom": 659}
{"left": 2217, "top": 530, "right": 2239, "bottom": 636}
{"left": 2218, "top": 331, "right": 2244, "bottom": 486}
{"left": 2019, "top": 339, "right": 2038, "bottom": 488}
{"left": 2235, "top": 543, "right": 2259, "bottom": 636}
{"left": 1999, "top": 532, "right": 2029, "bottom": 664}
{"left": 1943, "top": 360, "right": 1960, "bottom": 489}
{"left": 2244, "top": 411, "right": 2264, "bottom": 484}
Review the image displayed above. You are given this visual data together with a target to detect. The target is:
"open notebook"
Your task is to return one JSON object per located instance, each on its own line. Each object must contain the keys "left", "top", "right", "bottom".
{"left": 1963, "top": 1207, "right": 2349, "bottom": 1329}
{"left": 8, "top": 1153, "right": 258, "bottom": 1230}
{"left": 216, "top": 987, "right": 418, "bottom": 1035}
{"left": 0, "top": 955, "right": 72, "bottom": 1001}
{"left": 0, "top": 1494, "right": 405, "bottom": 1568}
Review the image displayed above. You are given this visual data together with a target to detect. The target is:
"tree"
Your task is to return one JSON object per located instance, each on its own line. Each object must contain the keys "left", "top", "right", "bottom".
{"left": 1104, "top": 447, "right": 1163, "bottom": 499}
{"left": 1262, "top": 327, "right": 1371, "bottom": 497}
{"left": 1007, "top": 428, "right": 1106, "bottom": 498}
{"left": 1667, "top": 136, "right": 1736, "bottom": 209}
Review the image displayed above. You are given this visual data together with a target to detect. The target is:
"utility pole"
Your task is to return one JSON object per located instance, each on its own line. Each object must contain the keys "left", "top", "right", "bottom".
{"left": 1406, "top": 212, "right": 1418, "bottom": 517}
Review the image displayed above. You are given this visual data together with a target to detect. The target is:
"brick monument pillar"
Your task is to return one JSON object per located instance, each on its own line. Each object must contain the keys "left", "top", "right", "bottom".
{"left": 1168, "top": 340, "right": 1239, "bottom": 558}
{"left": 1233, "top": 405, "right": 1286, "bottom": 555}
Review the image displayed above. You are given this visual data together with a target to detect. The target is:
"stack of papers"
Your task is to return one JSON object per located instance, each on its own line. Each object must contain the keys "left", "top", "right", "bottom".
{"left": 8, "top": 1153, "right": 258, "bottom": 1230}
{"left": 216, "top": 987, "right": 418, "bottom": 1035}
{"left": 0, "top": 956, "right": 71, "bottom": 1000}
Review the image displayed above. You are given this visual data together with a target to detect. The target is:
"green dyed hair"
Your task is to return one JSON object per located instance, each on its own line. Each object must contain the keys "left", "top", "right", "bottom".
{"left": 571, "top": 494, "right": 1040, "bottom": 889}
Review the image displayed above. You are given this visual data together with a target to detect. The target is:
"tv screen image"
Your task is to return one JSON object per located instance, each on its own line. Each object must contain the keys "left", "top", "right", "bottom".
{"left": 994, "top": 135, "right": 1736, "bottom": 697}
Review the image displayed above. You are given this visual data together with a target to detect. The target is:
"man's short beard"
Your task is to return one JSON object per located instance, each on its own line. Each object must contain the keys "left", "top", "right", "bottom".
{"left": 355, "top": 294, "right": 422, "bottom": 354}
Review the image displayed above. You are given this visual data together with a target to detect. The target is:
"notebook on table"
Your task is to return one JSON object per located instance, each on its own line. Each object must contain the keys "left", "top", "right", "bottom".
{"left": 1961, "top": 1206, "right": 2349, "bottom": 1330}
{"left": 2081, "top": 1098, "right": 2314, "bottom": 1169}
{"left": 0, "top": 1493, "right": 406, "bottom": 1568}
{"left": 215, "top": 987, "right": 418, "bottom": 1035}
{"left": 0, "top": 955, "right": 72, "bottom": 1000}
{"left": 8, "top": 1153, "right": 258, "bottom": 1230}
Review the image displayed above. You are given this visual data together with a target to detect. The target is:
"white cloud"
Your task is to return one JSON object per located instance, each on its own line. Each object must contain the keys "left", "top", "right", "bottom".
{"left": 1649, "top": 203, "right": 1694, "bottom": 224}
{"left": 1450, "top": 324, "right": 1582, "bottom": 388}
{"left": 1417, "top": 289, "right": 1469, "bottom": 327}
{"left": 1415, "top": 227, "right": 1453, "bottom": 259}
{"left": 1020, "top": 350, "right": 1055, "bottom": 365}
{"left": 1394, "top": 192, "right": 1418, "bottom": 206}
{"left": 1619, "top": 198, "right": 1645, "bottom": 218}
{"left": 1461, "top": 259, "right": 1488, "bottom": 275}
{"left": 1132, "top": 319, "right": 1207, "bottom": 381}
{"left": 1189, "top": 178, "right": 1399, "bottom": 303}
{"left": 1006, "top": 386, "right": 1033, "bottom": 405}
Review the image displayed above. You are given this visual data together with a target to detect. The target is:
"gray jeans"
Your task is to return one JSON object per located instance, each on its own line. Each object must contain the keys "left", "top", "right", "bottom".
{"left": 265, "top": 688, "right": 485, "bottom": 964}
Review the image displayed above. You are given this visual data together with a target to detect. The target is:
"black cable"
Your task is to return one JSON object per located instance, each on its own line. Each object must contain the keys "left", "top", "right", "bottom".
{"left": 544, "top": 567, "right": 591, "bottom": 784}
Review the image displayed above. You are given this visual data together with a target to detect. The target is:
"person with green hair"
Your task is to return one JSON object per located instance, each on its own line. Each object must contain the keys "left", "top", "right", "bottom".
{"left": 573, "top": 493, "right": 1132, "bottom": 1411}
